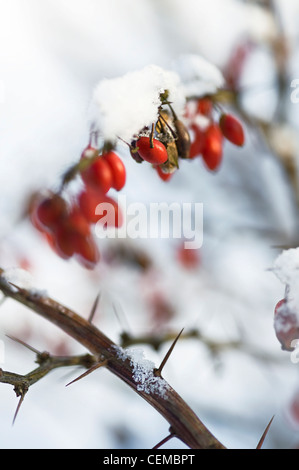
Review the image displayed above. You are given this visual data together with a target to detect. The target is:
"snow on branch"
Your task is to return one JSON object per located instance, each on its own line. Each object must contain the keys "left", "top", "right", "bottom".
{"left": 114, "top": 345, "right": 169, "bottom": 398}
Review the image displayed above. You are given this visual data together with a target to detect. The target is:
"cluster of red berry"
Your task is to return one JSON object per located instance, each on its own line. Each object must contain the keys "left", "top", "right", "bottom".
{"left": 31, "top": 148, "right": 126, "bottom": 268}
{"left": 128, "top": 96, "right": 245, "bottom": 182}
{"left": 30, "top": 92, "right": 245, "bottom": 269}
{"left": 186, "top": 97, "right": 245, "bottom": 171}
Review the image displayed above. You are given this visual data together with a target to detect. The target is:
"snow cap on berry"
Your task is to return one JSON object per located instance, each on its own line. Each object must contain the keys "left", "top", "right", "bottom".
{"left": 88, "top": 65, "right": 185, "bottom": 143}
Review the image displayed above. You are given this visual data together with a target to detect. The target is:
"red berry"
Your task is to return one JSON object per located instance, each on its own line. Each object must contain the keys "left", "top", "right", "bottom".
{"left": 75, "top": 236, "right": 100, "bottom": 270}
{"left": 95, "top": 194, "right": 123, "bottom": 228}
{"left": 136, "top": 137, "right": 168, "bottom": 165}
{"left": 78, "top": 189, "right": 123, "bottom": 227}
{"left": 177, "top": 243, "right": 200, "bottom": 269}
{"left": 102, "top": 151, "right": 126, "bottom": 191}
{"left": 78, "top": 189, "right": 102, "bottom": 225}
{"left": 274, "top": 299, "right": 299, "bottom": 351}
{"left": 65, "top": 206, "right": 91, "bottom": 237}
{"left": 35, "top": 194, "right": 68, "bottom": 231}
{"left": 274, "top": 298, "right": 286, "bottom": 316}
{"left": 189, "top": 124, "right": 205, "bottom": 159}
{"left": 219, "top": 113, "right": 245, "bottom": 147}
{"left": 54, "top": 225, "right": 79, "bottom": 259}
{"left": 155, "top": 166, "right": 173, "bottom": 182}
{"left": 196, "top": 98, "right": 213, "bottom": 117}
{"left": 202, "top": 124, "right": 223, "bottom": 171}
{"left": 43, "top": 231, "right": 60, "bottom": 254}
{"left": 54, "top": 217, "right": 99, "bottom": 266}
{"left": 80, "top": 156, "right": 113, "bottom": 194}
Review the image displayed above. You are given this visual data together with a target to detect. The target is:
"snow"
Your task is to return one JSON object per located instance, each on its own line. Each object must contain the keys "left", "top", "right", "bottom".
{"left": 89, "top": 64, "right": 185, "bottom": 143}
{"left": 0, "top": 268, "right": 48, "bottom": 298}
{"left": 172, "top": 54, "right": 225, "bottom": 98}
{"left": 1, "top": 268, "right": 36, "bottom": 291}
{"left": 273, "top": 249, "right": 299, "bottom": 319}
{"left": 89, "top": 55, "right": 225, "bottom": 142}
{"left": 114, "top": 345, "right": 169, "bottom": 398}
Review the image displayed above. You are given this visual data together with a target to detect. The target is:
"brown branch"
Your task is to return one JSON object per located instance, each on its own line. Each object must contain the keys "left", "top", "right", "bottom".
{"left": 0, "top": 350, "right": 97, "bottom": 423}
{"left": 120, "top": 329, "right": 282, "bottom": 365}
{"left": 0, "top": 270, "right": 225, "bottom": 449}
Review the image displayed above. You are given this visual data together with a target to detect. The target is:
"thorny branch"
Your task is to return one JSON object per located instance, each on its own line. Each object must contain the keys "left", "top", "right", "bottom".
{"left": 0, "top": 269, "right": 226, "bottom": 449}
{"left": 0, "top": 344, "right": 97, "bottom": 423}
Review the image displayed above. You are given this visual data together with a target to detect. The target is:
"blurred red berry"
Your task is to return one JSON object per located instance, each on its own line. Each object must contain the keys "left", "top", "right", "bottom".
{"left": 96, "top": 194, "right": 123, "bottom": 228}
{"left": 274, "top": 299, "right": 299, "bottom": 351}
{"left": 54, "top": 225, "right": 79, "bottom": 259}
{"left": 102, "top": 151, "right": 126, "bottom": 191}
{"left": 35, "top": 194, "right": 68, "bottom": 231}
{"left": 65, "top": 206, "right": 91, "bottom": 237}
{"left": 224, "top": 41, "right": 253, "bottom": 90}
{"left": 136, "top": 137, "right": 168, "bottom": 164}
{"left": 78, "top": 189, "right": 103, "bottom": 225}
{"left": 75, "top": 236, "right": 100, "bottom": 269}
{"left": 196, "top": 98, "right": 213, "bottom": 117}
{"left": 202, "top": 124, "right": 223, "bottom": 171}
{"left": 78, "top": 189, "right": 123, "bottom": 228}
{"left": 274, "top": 298, "right": 286, "bottom": 316}
{"left": 156, "top": 165, "right": 173, "bottom": 181}
{"left": 219, "top": 113, "right": 245, "bottom": 147}
{"left": 177, "top": 243, "right": 200, "bottom": 269}
{"left": 80, "top": 156, "right": 113, "bottom": 194}
{"left": 189, "top": 124, "right": 205, "bottom": 159}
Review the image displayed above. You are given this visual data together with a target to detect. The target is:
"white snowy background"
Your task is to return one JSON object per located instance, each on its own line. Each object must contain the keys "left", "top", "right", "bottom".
{"left": 1, "top": 0, "right": 299, "bottom": 449}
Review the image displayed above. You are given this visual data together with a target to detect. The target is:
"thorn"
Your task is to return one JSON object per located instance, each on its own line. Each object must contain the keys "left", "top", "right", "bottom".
{"left": 155, "top": 328, "right": 184, "bottom": 377}
{"left": 12, "top": 392, "right": 26, "bottom": 425}
{"left": 152, "top": 431, "right": 175, "bottom": 449}
{"left": 88, "top": 292, "right": 101, "bottom": 323}
{"left": 112, "top": 302, "right": 132, "bottom": 336}
{"left": 7, "top": 282, "right": 24, "bottom": 292}
{"left": 6, "top": 335, "right": 41, "bottom": 356}
{"left": 65, "top": 360, "right": 107, "bottom": 387}
{"left": 256, "top": 415, "right": 275, "bottom": 449}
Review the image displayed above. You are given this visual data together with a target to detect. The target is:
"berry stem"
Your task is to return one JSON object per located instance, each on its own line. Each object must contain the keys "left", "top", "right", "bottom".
{"left": 150, "top": 123, "right": 155, "bottom": 148}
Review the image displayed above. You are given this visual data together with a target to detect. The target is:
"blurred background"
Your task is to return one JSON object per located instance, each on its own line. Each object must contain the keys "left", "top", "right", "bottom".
{"left": 1, "top": 0, "right": 299, "bottom": 449}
